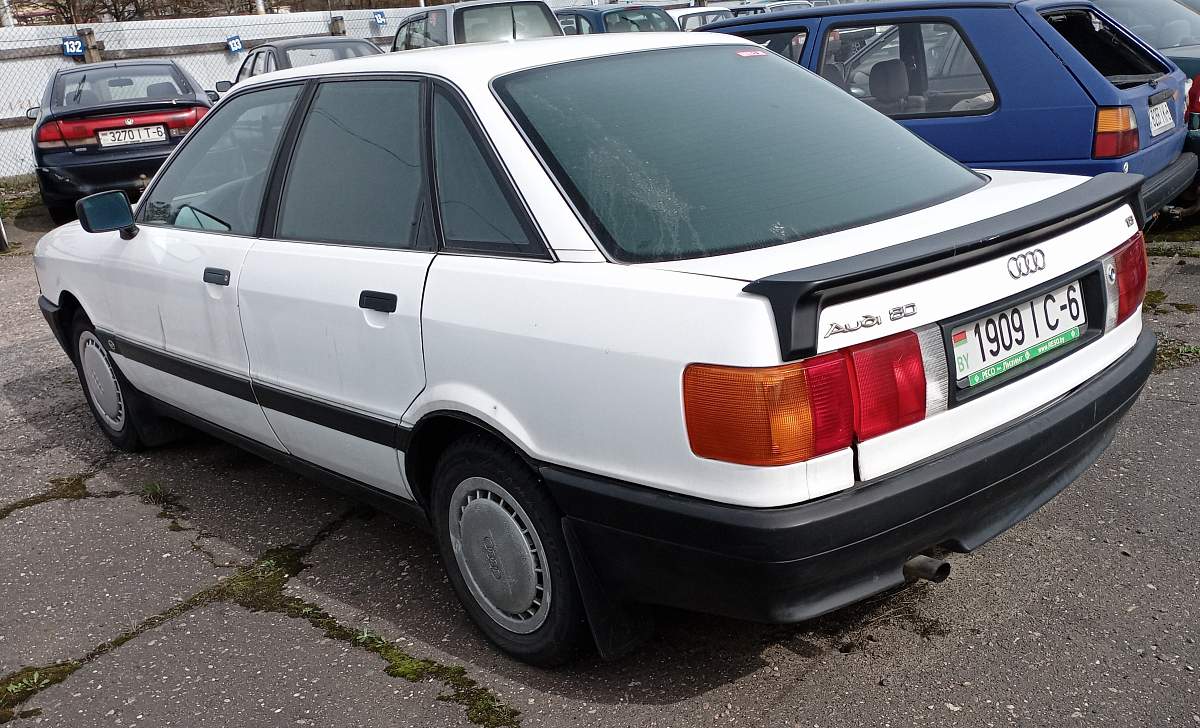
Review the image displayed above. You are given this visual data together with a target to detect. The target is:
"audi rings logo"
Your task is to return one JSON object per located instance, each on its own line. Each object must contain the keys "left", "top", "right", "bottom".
{"left": 1007, "top": 249, "right": 1046, "bottom": 279}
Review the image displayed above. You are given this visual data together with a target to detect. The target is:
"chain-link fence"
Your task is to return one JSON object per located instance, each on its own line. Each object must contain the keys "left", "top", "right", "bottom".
{"left": 0, "top": 7, "right": 432, "bottom": 180}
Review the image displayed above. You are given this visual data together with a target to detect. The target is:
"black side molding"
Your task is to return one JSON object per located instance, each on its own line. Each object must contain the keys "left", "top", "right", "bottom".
{"left": 744, "top": 172, "right": 1145, "bottom": 361}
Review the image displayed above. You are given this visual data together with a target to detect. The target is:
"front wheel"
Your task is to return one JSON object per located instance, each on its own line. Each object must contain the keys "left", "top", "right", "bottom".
{"left": 431, "top": 433, "right": 590, "bottom": 666}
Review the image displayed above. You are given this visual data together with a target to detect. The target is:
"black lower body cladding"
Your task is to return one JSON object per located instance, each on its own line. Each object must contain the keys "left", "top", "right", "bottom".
{"left": 543, "top": 330, "right": 1155, "bottom": 624}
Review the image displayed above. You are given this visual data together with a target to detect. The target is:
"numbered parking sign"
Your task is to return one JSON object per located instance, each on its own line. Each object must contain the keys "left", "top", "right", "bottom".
{"left": 372, "top": 11, "right": 386, "bottom": 25}
{"left": 226, "top": 35, "right": 243, "bottom": 53}
{"left": 62, "top": 36, "right": 85, "bottom": 57}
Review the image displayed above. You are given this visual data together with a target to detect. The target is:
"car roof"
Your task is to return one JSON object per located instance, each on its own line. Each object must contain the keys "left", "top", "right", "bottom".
{"left": 668, "top": 5, "right": 731, "bottom": 14}
{"left": 557, "top": 4, "right": 667, "bottom": 15}
{"left": 54, "top": 59, "right": 180, "bottom": 76}
{"left": 266, "top": 36, "right": 380, "bottom": 50}
{"left": 238, "top": 31, "right": 754, "bottom": 90}
{"left": 703, "top": 0, "right": 1022, "bottom": 28}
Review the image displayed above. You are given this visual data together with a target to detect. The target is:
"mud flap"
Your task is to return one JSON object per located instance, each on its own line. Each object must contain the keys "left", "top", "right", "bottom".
{"left": 562, "top": 518, "right": 654, "bottom": 661}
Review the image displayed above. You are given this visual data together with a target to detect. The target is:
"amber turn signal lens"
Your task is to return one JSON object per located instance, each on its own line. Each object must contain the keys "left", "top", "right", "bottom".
{"left": 682, "top": 353, "right": 853, "bottom": 466}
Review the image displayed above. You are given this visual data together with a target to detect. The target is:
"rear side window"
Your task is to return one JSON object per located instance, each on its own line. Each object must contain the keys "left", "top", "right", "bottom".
{"left": 603, "top": 7, "right": 676, "bottom": 32}
{"left": 822, "top": 22, "right": 995, "bottom": 117}
{"left": 139, "top": 84, "right": 300, "bottom": 235}
{"left": 456, "top": 3, "right": 560, "bottom": 43}
{"left": 495, "top": 46, "right": 983, "bottom": 263}
{"left": 1043, "top": 9, "right": 1169, "bottom": 88}
{"left": 53, "top": 65, "right": 190, "bottom": 108}
{"left": 277, "top": 80, "right": 424, "bottom": 249}
{"left": 433, "top": 88, "right": 539, "bottom": 256}
{"left": 745, "top": 30, "right": 809, "bottom": 64}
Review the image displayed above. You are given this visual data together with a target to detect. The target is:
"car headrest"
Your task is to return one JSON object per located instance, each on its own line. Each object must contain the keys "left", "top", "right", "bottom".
{"left": 145, "top": 82, "right": 177, "bottom": 99}
{"left": 869, "top": 58, "right": 909, "bottom": 103}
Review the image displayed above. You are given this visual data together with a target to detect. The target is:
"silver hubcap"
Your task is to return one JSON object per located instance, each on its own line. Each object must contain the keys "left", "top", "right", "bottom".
{"left": 448, "top": 477, "right": 550, "bottom": 634}
{"left": 79, "top": 331, "right": 125, "bottom": 432}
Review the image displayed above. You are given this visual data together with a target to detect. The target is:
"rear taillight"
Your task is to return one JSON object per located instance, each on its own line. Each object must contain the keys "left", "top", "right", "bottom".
{"left": 35, "top": 122, "right": 66, "bottom": 150}
{"left": 844, "top": 331, "right": 926, "bottom": 441}
{"left": 683, "top": 327, "right": 947, "bottom": 465}
{"left": 1189, "top": 75, "right": 1200, "bottom": 115}
{"left": 1094, "top": 106, "right": 1139, "bottom": 159}
{"left": 168, "top": 106, "right": 206, "bottom": 137}
{"left": 1101, "top": 231, "right": 1147, "bottom": 330}
{"left": 683, "top": 353, "right": 854, "bottom": 466}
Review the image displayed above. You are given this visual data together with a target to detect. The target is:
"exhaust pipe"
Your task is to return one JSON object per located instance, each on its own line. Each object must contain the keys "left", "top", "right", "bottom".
{"left": 903, "top": 554, "right": 950, "bottom": 583}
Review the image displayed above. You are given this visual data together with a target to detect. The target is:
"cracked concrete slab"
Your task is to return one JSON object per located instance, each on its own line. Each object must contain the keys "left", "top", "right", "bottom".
{"left": 0, "top": 494, "right": 227, "bottom": 675}
{"left": 23, "top": 603, "right": 474, "bottom": 728}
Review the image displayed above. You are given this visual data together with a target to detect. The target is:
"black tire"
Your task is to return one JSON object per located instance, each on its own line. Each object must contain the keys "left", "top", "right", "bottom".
{"left": 431, "top": 433, "right": 590, "bottom": 666}
{"left": 70, "top": 310, "right": 144, "bottom": 452}
{"left": 47, "top": 202, "right": 75, "bottom": 226}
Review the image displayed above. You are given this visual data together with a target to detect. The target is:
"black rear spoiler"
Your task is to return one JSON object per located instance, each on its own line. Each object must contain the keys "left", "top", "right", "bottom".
{"left": 744, "top": 171, "right": 1145, "bottom": 361}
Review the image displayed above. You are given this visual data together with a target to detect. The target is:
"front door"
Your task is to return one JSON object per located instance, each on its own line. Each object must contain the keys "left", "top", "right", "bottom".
{"left": 121, "top": 82, "right": 303, "bottom": 446}
{"left": 238, "top": 78, "right": 433, "bottom": 497}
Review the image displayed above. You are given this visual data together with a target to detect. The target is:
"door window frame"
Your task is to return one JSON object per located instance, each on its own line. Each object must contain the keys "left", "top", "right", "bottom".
{"left": 815, "top": 14, "right": 1001, "bottom": 119}
{"left": 133, "top": 78, "right": 310, "bottom": 240}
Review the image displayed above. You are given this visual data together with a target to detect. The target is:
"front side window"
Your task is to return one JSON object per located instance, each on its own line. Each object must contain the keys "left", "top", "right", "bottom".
{"left": 138, "top": 84, "right": 300, "bottom": 235}
{"left": 427, "top": 10, "right": 449, "bottom": 45}
{"left": 682, "top": 11, "right": 731, "bottom": 30}
{"left": 402, "top": 16, "right": 430, "bottom": 50}
{"left": 235, "top": 54, "right": 256, "bottom": 83}
{"left": 276, "top": 80, "right": 424, "bottom": 249}
{"left": 827, "top": 22, "right": 995, "bottom": 116}
{"left": 558, "top": 13, "right": 579, "bottom": 34}
{"left": 456, "top": 2, "right": 560, "bottom": 43}
{"left": 602, "top": 7, "right": 676, "bottom": 32}
{"left": 53, "top": 64, "right": 190, "bottom": 108}
{"left": 495, "top": 45, "right": 983, "bottom": 263}
{"left": 433, "top": 88, "right": 537, "bottom": 256}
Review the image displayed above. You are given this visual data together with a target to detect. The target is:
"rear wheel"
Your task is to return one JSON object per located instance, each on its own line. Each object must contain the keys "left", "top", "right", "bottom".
{"left": 431, "top": 433, "right": 589, "bottom": 666}
{"left": 70, "top": 311, "right": 143, "bottom": 451}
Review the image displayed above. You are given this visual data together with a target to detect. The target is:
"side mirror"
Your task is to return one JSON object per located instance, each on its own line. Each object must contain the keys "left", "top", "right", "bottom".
{"left": 206, "top": 90, "right": 220, "bottom": 103}
{"left": 215, "top": 80, "right": 232, "bottom": 92}
{"left": 25, "top": 107, "right": 38, "bottom": 120}
{"left": 75, "top": 190, "right": 138, "bottom": 240}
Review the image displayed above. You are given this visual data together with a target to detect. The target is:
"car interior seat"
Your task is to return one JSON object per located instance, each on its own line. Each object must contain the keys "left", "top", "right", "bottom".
{"left": 145, "top": 82, "right": 177, "bottom": 99}
{"left": 868, "top": 58, "right": 925, "bottom": 115}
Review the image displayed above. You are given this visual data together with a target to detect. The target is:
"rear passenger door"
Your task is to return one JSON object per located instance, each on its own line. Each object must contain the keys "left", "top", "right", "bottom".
{"left": 238, "top": 78, "right": 434, "bottom": 498}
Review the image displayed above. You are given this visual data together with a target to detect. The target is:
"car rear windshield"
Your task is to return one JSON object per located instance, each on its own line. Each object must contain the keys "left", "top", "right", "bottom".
{"left": 284, "top": 41, "right": 379, "bottom": 67}
{"left": 53, "top": 65, "right": 191, "bottom": 109}
{"left": 1043, "top": 9, "right": 1169, "bottom": 88}
{"left": 1092, "top": 0, "right": 1200, "bottom": 52}
{"left": 456, "top": 2, "right": 560, "bottom": 43}
{"left": 494, "top": 45, "right": 984, "bottom": 263}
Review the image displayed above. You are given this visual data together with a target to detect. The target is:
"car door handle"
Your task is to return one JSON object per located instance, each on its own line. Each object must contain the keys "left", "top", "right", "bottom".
{"left": 203, "top": 267, "right": 231, "bottom": 286}
{"left": 358, "top": 290, "right": 397, "bottom": 314}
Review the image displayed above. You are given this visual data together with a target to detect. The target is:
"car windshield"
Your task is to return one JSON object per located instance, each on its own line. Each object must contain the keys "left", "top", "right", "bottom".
{"left": 52, "top": 65, "right": 190, "bottom": 109}
{"left": 495, "top": 45, "right": 984, "bottom": 263}
{"left": 603, "top": 7, "right": 676, "bottom": 31}
{"left": 457, "top": 2, "right": 560, "bottom": 42}
{"left": 284, "top": 41, "right": 379, "bottom": 67}
{"left": 1093, "top": 0, "right": 1200, "bottom": 50}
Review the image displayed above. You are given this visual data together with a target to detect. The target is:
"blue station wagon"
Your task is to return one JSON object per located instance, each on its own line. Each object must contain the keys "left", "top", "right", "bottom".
{"left": 706, "top": 0, "right": 1197, "bottom": 217}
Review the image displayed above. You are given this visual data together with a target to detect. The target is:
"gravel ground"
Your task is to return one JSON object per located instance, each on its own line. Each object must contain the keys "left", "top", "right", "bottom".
{"left": 1, "top": 207, "right": 1197, "bottom": 727}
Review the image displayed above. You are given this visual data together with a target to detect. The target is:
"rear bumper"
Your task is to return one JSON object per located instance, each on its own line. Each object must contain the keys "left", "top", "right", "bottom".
{"left": 544, "top": 328, "right": 1155, "bottom": 624}
{"left": 1140, "top": 151, "right": 1197, "bottom": 215}
{"left": 36, "top": 153, "right": 168, "bottom": 205}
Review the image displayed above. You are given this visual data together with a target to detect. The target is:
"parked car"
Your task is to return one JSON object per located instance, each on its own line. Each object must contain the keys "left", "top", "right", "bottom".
{"left": 36, "top": 32, "right": 1152, "bottom": 666}
{"left": 705, "top": 0, "right": 1198, "bottom": 219}
{"left": 556, "top": 5, "right": 679, "bottom": 33}
{"left": 668, "top": 6, "right": 734, "bottom": 30}
{"left": 216, "top": 37, "right": 381, "bottom": 91}
{"left": 390, "top": 0, "right": 562, "bottom": 50}
{"left": 1094, "top": 0, "right": 1200, "bottom": 76}
{"left": 26, "top": 60, "right": 215, "bottom": 225}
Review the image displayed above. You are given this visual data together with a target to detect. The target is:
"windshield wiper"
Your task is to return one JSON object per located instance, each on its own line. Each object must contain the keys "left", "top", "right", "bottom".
{"left": 70, "top": 74, "right": 87, "bottom": 104}
{"left": 1106, "top": 72, "right": 1165, "bottom": 89}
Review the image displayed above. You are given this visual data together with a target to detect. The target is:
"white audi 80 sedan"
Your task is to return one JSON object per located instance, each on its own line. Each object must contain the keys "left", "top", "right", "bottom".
{"left": 34, "top": 33, "right": 1154, "bottom": 665}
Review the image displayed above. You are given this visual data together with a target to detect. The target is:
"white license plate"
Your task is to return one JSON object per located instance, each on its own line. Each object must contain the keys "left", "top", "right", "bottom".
{"left": 951, "top": 281, "right": 1086, "bottom": 388}
{"left": 1149, "top": 101, "right": 1175, "bottom": 137}
{"left": 97, "top": 125, "right": 166, "bottom": 147}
